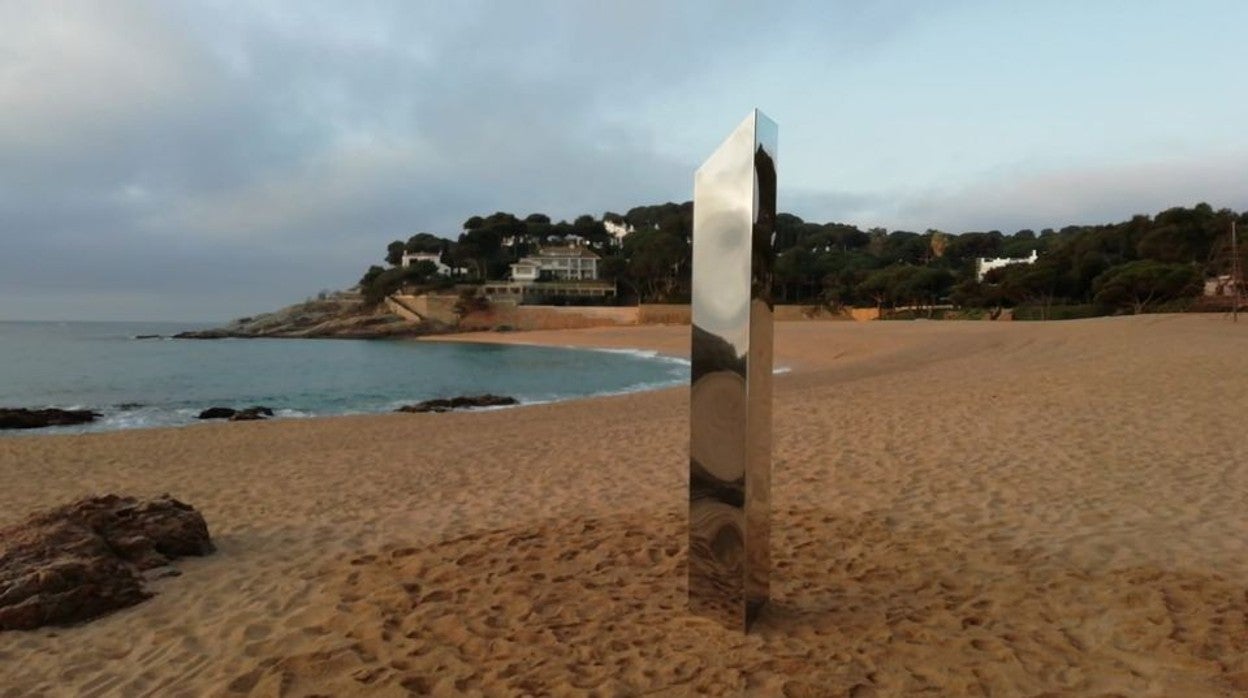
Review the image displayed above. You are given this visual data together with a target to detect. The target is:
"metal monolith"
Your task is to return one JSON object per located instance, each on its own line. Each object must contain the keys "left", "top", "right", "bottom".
{"left": 689, "top": 109, "right": 776, "bottom": 630}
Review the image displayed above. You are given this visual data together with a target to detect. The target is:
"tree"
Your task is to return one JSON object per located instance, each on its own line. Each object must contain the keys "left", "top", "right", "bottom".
{"left": 1092, "top": 260, "right": 1202, "bottom": 314}
{"left": 773, "top": 248, "right": 819, "bottom": 302}
{"left": 624, "top": 201, "right": 692, "bottom": 231}
{"left": 866, "top": 227, "right": 888, "bottom": 257}
{"left": 572, "top": 214, "right": 609, "bottom": 246}
{"left": 880, "top": 231, "right": 927, "bottom": 264}
{"left": 900, "top": 267, "right": 955, "bottom": 313}
{"left": 360, "top": 267, "right": 406, "bottom": 306}
{"left": 825, "top": 223, "right": 870, "bottom": 251}
{"left": 1001, "top": 230, "right": 1040, "bottom": 259}
{"left": 819, "top": 251, "right": 878, "bottom": 307}
{"left": 950, "top": 278, "right": 1001, "bottom": 309}
{"left": 405, "top": 233, "right": 445, "bottom": 254}
{"left": 598, "top": 254, "right": 636, "bottom": 301}
{"left": 405, "top": 260, "right": 441, "bottom": 284}
{"left": 994, "top": 259, "right": 1068, "bottom": 318}
{"left": 385, "top": 240, "right": 406, "bottom": 267}
{"left": 1135, "top": 203, "right": 1218, "bottom": 264}
{"left": 358, "top": 265, "right": 385, "bottom": 289}
{"left": 455, "top": 215, "right": 519, "bottom": 279}
{"left": 623, "top": 227, "right": 688, "bottom": 301}
{"left": 860, "top": 265, "right": 918, "bottom": 312}
{"left": 773, "top": 213, "right": 807, "bottom": 250}
{"left": 945, "top": 231, "right": 1004, "bottom": 263}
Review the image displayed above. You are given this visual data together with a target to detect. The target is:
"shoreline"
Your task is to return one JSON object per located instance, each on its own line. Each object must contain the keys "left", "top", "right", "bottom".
{"left": 418, "top": 323, "right": 695, "bottom": 360}
{"left": 1, "top": 314, "right": 1228, "bottom": 438}
{"left": 2, "top": 330, "right": 697, "bottom": 438}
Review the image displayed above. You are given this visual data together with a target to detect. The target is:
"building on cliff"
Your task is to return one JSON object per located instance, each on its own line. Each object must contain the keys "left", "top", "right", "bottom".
{"left": 509, "top": 244, "right": 601, "bottom": 282}
{"left": 479, "top": 243, "right": 614, "bottom": 304}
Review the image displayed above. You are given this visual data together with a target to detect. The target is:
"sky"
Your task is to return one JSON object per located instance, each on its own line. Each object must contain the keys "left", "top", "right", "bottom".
{"left": 2, "top": 1, "right": 1246, "bottom": 322}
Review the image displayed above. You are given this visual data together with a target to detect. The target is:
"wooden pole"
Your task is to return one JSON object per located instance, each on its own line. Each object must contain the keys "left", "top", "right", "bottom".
{"left": 1233, "top": 220, "right": 1240, "bottom": 322}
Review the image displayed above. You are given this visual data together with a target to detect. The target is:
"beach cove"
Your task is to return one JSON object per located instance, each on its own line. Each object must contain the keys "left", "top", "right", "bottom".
{"left": 1, "top": 315, "right": 1246, "bottom": 695}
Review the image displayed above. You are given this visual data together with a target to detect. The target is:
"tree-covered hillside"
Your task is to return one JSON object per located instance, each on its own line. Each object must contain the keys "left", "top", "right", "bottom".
{"left": 358, "top": 202, "right": 1246, "bottom": 315}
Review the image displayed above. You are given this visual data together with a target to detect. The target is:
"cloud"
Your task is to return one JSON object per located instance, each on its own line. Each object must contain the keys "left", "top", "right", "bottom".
{"left": 889, "top": 152, "right": 1248, "bottom": 233}
{"left": 0, "top": 2, "right": 707, "bottom": 319}
{"left": 2, "top": 1, "right": 1245, "bottom": 320}
{"left": 778, "top": 150, "right": 1248, "bottom": 236}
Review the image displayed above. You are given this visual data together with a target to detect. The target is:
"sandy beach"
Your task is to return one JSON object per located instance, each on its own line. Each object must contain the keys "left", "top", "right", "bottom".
{"left": 2, "top": 315, "right": 1246, "bottom": 696}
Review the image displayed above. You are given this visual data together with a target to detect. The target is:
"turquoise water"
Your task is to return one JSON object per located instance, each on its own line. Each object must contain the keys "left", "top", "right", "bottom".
{"left": 0, "top": 322, "right": 688, "bottom": 435}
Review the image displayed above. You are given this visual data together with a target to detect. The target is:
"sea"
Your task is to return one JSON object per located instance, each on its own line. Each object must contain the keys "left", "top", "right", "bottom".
{"left": 0, "top": 321, "right": 689, "bottom": 435}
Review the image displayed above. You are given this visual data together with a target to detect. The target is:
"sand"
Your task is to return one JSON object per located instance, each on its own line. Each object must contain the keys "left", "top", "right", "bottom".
{"left": 1, "top": 315, "right": 1246, "bottom": 696}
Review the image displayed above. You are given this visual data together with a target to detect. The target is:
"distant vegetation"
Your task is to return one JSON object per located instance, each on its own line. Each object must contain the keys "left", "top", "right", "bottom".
{"left": 358, "top": 202, "right": 1246, "bottom": 317}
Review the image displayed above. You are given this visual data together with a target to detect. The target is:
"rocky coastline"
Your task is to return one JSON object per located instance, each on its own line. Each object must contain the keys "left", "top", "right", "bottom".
{"left": 173, "top": 291, "right": 449, "bottom": 340}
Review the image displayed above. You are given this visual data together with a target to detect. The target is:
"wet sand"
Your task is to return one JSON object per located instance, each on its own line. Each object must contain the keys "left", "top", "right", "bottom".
{"left": 1, "top": 315, "right": 1246, "bottom": 696}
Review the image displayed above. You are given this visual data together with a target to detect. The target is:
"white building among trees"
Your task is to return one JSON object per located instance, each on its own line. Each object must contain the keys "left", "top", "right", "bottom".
{"left": 509, "top": 244, "right": 601, "bottom": 282}
{"left": 400, "top": 251, "right": 456, "bottom": 276}
{"left": 976, "top": 250, "right": 1039, "bottom": 281}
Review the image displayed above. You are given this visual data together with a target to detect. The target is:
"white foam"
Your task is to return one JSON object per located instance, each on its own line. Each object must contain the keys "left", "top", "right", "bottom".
{"left": 570, "top": 346, "right": 692, "bottom": 366}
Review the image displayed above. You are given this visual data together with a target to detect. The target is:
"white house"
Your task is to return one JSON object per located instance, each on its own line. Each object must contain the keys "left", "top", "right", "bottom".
{"left": 1204, "top": 274, "right": 1240, "bottom": 296}
{"left": 509, "top": 244, "right": 600, "bottom": 282}
{"left": 511, "top": 259, "right": 540, "bottom": 282}
{"left": 604, "top": 219, "right": 633, "bottom": 245}
{"left": 400, "top": 251, "right": 456, "bottom": 276}
{"left": 976, "top": 250, "right": 1039, "bottom": 282}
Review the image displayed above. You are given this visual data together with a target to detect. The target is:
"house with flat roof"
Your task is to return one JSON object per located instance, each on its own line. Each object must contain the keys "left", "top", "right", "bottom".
{"left": 481, "top": 243, "right": 614, "bottom": 304}
{"left": 509, "top": 244, "right": 600, "bottom": 282}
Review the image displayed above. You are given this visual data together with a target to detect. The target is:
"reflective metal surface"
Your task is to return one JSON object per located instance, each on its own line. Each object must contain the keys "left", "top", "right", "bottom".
{"left": 689, "top": 110, "right": 776, "bottom": 631}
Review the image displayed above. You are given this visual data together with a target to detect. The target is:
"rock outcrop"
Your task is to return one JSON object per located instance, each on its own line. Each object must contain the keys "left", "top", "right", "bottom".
{"left": 229, "top": 406, "right": 274, "bottom": 421}
{"left": 0, "top": 495, "right": 214, "bottom": 631}
{"left": 0, "top": 408, "right": 100, "bottom": 430}
{"left": 396, "top": 394, "right": 518, "bottom": 414}
{"left": 174, "top": 291, "right": 446, "bottom": 340}
{"left": 196, "top": 406, "right": 275, "bottom": 421}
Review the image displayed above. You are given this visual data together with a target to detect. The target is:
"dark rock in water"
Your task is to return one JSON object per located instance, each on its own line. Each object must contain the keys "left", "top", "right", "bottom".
{"left": 228, "top": 406, "right": 274, "bottom": 422}
{"left": 0, "top": 408, "right": 100, "bottom": 430}
{"left": 198, "top": 406, "right": 274, "bottom": 421}
{"left": 448, "top": 394, "right": 516, "bottom": 409}
{"left": 133, "top": 334, "right": 164, "bottom": 340}
{"left": 0, "top": 494, "right": 214, "bottom": 631}
{"left": 396, "top": 394, "right": 518, "bottom": 414}
{"left": 174, "top": 328, "right": 239, "bottom": 339}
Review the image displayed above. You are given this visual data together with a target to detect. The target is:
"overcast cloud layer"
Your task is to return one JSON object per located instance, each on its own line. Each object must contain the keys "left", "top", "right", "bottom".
{"left": 3, "top": 1, "right": 1247, "bottom": 321}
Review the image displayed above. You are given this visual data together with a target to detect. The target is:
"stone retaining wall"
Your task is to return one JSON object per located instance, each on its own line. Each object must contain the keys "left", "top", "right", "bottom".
{"left": 639, "top": 304, "right": 875, "bottom": 324}
{"left": 394, "top": 293, "right": 879, "bottom": 330}
{"left": 459, "top": 305, "right": 639, "bottom": 331}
